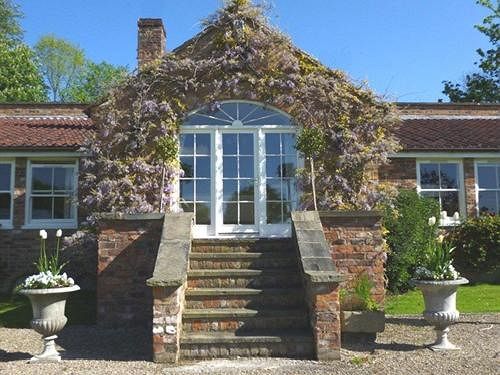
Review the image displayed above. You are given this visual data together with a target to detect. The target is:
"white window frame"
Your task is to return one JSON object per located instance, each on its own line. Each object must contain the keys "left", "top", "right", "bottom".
{"left": 0, "top": 159, "right": 15, "bottom": 230}
{"left": 474, "top": 160, "right": 500, "bottom": 216}
{"left": 416, "top": 159, "right": 465, "bottom": 226}
{"left": 24, "top": 160, "right": 78, "bottom": 229}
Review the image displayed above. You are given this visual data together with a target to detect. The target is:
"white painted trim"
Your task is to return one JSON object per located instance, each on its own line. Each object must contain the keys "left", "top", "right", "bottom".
{"left": 0, "top": 151, "right": 85, "bottom": 158}
{"left": 416, "top": 159, "right": 465, "bottom": 225}
{"left": 23, "top": 160, "right": 78, "bottom": 229}
{"left": 393, "top": 152, "right": 500, "bottom": 159}
{"left": 474, "top": 160, "right": 500, "bottom": 215}
{"left": 0, "top": 159, "right": 15, "bottom": 229}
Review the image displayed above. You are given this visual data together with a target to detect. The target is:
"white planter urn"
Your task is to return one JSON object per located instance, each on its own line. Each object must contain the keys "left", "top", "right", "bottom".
{"left": 19, "top": 285, "right": 80, "bottom": 362}
{"left": 411, "top": 278, "right": 468, "bottom": 351}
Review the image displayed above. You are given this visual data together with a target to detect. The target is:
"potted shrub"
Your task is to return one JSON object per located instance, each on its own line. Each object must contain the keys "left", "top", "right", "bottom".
{"left": 411, "top": 216, "right": 468, "bottom": 351}
{"left": 340, "top": 273, "right": 385, "bottom": 335}
{"left": 17, "top": 229, "right": 79, "bottom": 363}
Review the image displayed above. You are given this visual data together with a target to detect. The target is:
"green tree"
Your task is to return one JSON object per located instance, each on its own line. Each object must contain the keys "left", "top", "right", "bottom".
{"left": 62, "top": 61, "right": 128, "bottom": 103}
{"left": 35, "top": 35, "right": 85, "bottom": 101}
{"left": 0, "top": 0, "right": 46, "bottom": 102}
{"left": 0, "top": 0, "right": 23, "bottom": 43}
{"left": 442, "top": 0, "right": 499, "bottom": 103}
{"left": 0, "top": 40, "right": 47, "bottom": 102}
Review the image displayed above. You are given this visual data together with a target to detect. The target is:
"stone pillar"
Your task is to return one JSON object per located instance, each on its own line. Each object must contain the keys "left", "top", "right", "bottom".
{"left": 137, "top": 18, "right": 166, "bottom": 69}
{"left": 152, "top": 285, "right": 186, "bottom": 363}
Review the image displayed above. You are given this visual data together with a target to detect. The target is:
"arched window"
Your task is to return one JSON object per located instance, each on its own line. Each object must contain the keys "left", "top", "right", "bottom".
{"left": 184, "top": 100, "right": 294, "bottom": 126}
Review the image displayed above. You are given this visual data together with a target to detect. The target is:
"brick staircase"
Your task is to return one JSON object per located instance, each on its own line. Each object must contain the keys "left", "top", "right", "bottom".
{"left": 179, "top": 238, "right": 314, "bottom": 359}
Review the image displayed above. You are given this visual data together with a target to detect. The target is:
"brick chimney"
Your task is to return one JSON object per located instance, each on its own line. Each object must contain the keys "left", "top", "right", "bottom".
{"left": 137, "top": 18, "right": 166, "bottom": 69}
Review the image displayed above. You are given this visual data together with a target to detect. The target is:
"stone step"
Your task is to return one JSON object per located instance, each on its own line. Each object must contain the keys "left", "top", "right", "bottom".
{"left": 192, "top": 239, "right": 294, "bottom": 254}
{"left": 180, "top": 331, "right": 314, "bottom": 359}
{"left": 185, "top": 287, "right": 304, "bottom": 309}
{"left": 182, "top": 308, "right": 309, "bottom": 332}
{"left": 187, "top": 269, "right": 301, "bottom": 288}
{"left": 189, "top": 252, "right": 298, "bottom": 270}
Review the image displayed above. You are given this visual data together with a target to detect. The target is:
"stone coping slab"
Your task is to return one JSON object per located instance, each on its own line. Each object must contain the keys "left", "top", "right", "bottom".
{"left": 146, "top": 212, "right": 194, "bottom": 287}
{"left": 99, "top": 212, "right": 165, "bottom": 221}
{"left": 318, "top": 210, "right": 382, "bottom": 218}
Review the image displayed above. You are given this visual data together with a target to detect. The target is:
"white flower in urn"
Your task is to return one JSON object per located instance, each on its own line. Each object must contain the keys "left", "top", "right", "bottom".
{"left": 453, "top": 212, "right": 460, "bottom": 222}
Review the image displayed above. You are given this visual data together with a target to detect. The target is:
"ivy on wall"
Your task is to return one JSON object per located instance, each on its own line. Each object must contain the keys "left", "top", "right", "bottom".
{"left": 80, "top": 0, "right": 400, "bottom": 223}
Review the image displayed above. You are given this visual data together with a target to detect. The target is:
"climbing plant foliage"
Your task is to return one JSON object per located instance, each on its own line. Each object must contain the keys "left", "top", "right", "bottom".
{"left": 81, "top": 0, "right": 400, "bottom": 222}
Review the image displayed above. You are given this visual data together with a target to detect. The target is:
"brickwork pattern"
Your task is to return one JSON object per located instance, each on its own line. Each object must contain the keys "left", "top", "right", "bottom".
{"left": 463, "top": 158, "right": 477, "bottom": 217}
{"left": 320, "top": 213, "right": 385, "bottom": 309}
{"left": 97, "top": 218, "right": 162, "bottom": 326}
{"left": 378, "top": 158, "right": 417, "bottom": 190}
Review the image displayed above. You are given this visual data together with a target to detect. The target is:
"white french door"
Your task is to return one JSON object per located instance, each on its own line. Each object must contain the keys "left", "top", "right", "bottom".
{"left": 179, "top": 100, "right": 299, "bottom": 238}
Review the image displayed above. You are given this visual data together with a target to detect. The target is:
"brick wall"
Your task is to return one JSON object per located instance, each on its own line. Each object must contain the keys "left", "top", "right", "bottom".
{"left": 463, "top": 158, "right": 477, "bottom": 217}
{"left": 378, "top": 158, "right": 417, "bottom": 190}
{"left": 97, "top": 215, "right": 163, "bottom": 326}
{"left": 320, "top": 212, "right": 385, "bottom": 309}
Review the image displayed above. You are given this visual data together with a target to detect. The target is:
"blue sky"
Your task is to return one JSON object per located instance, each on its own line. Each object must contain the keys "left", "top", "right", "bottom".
{"left": 18, "top": 1, "right": 490, "bottom": 102}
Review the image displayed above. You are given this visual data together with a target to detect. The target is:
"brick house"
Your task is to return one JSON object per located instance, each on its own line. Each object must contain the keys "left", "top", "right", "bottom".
{"left": 0, "top": 16, "right": 498, "bottom": 362}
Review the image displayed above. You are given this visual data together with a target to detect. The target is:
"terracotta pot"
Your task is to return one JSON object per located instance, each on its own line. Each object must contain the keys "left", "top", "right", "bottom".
{"left": 19, "top": 285, "right": 80, "bottom": 362}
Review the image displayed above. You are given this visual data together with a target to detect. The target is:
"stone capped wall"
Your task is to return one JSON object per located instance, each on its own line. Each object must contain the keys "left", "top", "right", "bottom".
{"left": 320, "top": 211, "right": 385, "bottom": 309}
{"left": 97, "top": 214, "right": 163, "bottom": 326}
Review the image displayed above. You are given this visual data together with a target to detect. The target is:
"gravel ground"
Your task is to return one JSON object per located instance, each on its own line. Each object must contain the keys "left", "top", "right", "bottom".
{"left": 0, "top": 314, "right": 498, "bottom": 375}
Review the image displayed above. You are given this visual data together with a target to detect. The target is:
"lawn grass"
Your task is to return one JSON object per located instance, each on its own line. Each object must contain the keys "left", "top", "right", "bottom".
{"left": 0, "top": 290, "right": 96, "bottom": 328}
{"left": 386, "top": 283, "right": 500, "bottom": 315}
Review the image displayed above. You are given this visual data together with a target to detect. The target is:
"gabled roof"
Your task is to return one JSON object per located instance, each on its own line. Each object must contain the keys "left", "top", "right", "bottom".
{"left": 0, "top": 104, "right": 93, "bottom": 150}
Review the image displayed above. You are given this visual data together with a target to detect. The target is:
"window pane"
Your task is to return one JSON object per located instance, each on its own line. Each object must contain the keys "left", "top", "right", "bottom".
{"left": 223, "top": 179, "right": 238, "bottom": 201}
{"left": 478, "top": 166, "right": 497, "bottom": 189}
{"left": 239, "top": 156, "right": 254, "bottom": 178}
{"left": 440, "top": 191, "right": 459, "bottom": 217}
{"left": 180, "top": 157, "right": 194, "bottom": 178}
{"left": 240, "top": 203, "right": 254, "bottom": 224}
{"left": 54, "top": 197, "right": 72, "bottom": 219}
{"left": 239, "top": 134, "right": 253, "bottom": 155}
{"left": 223, "top": 134, "right": 237, "bottom": 155}
{"left": 223, "top": 157, "right": 237, "bottom": 178}
{"left": 195, "top": 157, "right": 210, "bottom": 178}
{"left": 196, "top": 134, "right": 210, "bottom": 155}
{"left": 266, "top": 202, "right": 282, "bottom": 224}
{"left": 196, "top": 180, "right": 211, "bottom": 201}
{"left": 478, "top": 191, "right": 497, "bottom": 214}
{"left": 266, "top": 156, "right": 281, "bottom": 178}
{"left": 282, "top": 156, "right": 297, "bottom": 177}
{"left": 180, "top": 134, "right": 194, "bottom": 154}
{"left": 181, "top": 202, "right": 194, "bottom": 213}
{"left": 282, "top": 179, "right": 296, "bottom": 201}
{"left": 420, "top": 164, "right": 439, "bottom": 189}
{"left": 440, "top": 163, "right": 458, "bottom": 189}
{"left": 223, "top": 203, "right": 238, "bottom": 224}
{"left": 283, "top": 202, "right": 292, "bottom": 224}
{"left": 0, "top": 193, "right": 10, "bottom": 220}
{"left": 265, "top": 134, "right": 280, "bottom": 154}
{"left": 53, "top": 168, "right": 74, "bottom": 191}
{"left": 195, "top": 203, "right": 211, "bottom": 225}
{"left": 498, "top": 167, "right": 500, "bottom": 188}
{"left": 32, "top": 197, "right": 52, "bottom": 219}
{"left": 266, "top": 179, "right": 281, "bottom": 200}
{"left": 239, "top": 180, "right": 254, "bottom": 201}
{"left": 0, "top": 164, "right": 11, "bottom": 191}
{"left": 32, "top": 168, "right": 52, "bottom": 191}
{"left": 180, "top": 180, "right": 194, "bottom": 201}
{"left": 282, "top": 134, "right": 296, "bottom": 155}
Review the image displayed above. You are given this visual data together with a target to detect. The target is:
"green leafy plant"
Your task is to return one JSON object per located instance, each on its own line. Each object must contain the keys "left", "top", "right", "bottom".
{"left": 414, "top": 216, "right": 460, "bottom": 281}
{"left": 382, "top": 190, "right": 440, "bottom": 292}
{"left": 342, "top": 273, "right": 380, "bottom": 311}
{"left": 35, "top": 229, "right": 67, "bottom": 275}
{"left": 448, "top": 215, "right": 500, "bottom": 280}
